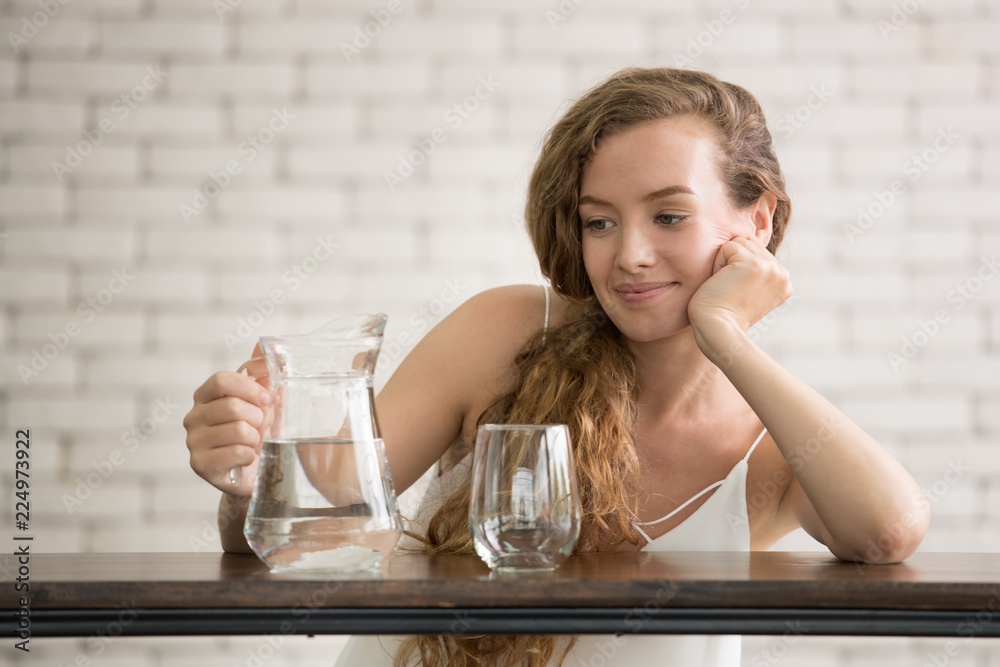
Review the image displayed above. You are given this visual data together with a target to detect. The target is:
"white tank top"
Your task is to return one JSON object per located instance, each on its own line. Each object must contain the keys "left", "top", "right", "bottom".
{"left": 334, "top": 286, "right": 764, "bottom": 666}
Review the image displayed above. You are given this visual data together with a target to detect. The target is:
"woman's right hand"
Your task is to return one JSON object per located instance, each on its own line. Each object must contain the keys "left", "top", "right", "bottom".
{"left": 184, "top": 353, "right": 271, "bottom": 497}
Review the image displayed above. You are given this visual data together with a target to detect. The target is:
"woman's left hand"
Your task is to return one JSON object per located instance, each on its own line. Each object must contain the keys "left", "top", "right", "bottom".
{"left": 687, "top": 233, "right": 793, "bottom": 349}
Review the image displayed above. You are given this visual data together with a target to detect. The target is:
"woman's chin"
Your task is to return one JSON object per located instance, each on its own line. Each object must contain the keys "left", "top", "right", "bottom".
{"left": 612, "top": 317, "right": 693, "bottom": 345}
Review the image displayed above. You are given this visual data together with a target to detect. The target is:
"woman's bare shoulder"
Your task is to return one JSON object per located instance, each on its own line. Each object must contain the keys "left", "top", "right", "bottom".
{"left": 386, "top": 284, "right": 560, "bottom": 397}
{"left": 375, "top": 284, "right": 582, "bottom": 491}
{"left": 456, "top": 283, "right": 576, "bottom": 341}
{"left": 421, "top": 283, "right": 584, "bottom": 402}
{"left": 449, "top": 284, "right": 553, "bottom": 354}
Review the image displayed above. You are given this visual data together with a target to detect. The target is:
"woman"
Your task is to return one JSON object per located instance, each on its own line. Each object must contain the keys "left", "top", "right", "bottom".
{"left": 184, "top": 67, "right": 929, "bottom": 666}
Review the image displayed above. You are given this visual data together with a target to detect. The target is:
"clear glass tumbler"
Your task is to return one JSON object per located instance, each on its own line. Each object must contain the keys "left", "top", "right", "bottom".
{"left": 469, "top": 424, "right": 581, "bottom": 573}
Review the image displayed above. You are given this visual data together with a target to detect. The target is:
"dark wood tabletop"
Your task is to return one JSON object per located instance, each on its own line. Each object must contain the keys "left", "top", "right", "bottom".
{"left": 4, "top": 551, "right": 1000, "bottom": 638}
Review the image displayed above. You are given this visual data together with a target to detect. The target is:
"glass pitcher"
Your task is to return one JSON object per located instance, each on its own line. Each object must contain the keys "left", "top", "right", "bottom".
{"left": 242, "top": 314, "right": 403, "bottom": 573}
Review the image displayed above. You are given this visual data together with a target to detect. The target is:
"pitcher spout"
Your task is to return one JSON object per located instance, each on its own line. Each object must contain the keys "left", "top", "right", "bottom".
{"left": 260, "top": 313, "right": 388, "bottom": 379}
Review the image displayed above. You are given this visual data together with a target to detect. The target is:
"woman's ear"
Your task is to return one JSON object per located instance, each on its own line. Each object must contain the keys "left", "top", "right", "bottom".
{"left": 749, "top": 192, "right": 777, "bottom": 246}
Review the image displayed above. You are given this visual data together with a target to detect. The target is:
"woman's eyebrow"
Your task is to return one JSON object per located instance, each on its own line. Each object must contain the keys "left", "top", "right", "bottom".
{"left": 641, "top": 185, "right": 696, "bottom": 202}
{"left": 578, "top": 185, "right": 696, "bottom": 208}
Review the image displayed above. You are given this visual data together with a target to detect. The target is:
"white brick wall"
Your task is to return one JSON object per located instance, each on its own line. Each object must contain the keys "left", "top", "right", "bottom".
{"left": 1, "top": 1, "right": 998, "bottom": 665}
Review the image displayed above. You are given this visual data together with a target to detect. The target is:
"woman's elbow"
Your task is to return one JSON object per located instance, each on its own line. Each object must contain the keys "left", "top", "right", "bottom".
{"left": 851, "top": 504, "right": 931, "bottom": 565}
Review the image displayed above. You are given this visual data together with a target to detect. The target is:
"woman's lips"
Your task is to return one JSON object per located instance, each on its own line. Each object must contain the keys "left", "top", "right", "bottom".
{"left": 614, "top": 282, "right": 678, "bottom": 304}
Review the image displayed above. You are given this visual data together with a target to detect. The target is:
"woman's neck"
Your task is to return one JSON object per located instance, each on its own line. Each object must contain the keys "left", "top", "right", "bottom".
{"left": 627, "top": 327, "right": 747, "bottom": 428}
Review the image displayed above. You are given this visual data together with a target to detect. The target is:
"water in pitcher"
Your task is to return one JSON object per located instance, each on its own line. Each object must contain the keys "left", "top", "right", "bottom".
{"left": 244, "top": 437, "right": 401, "bottom": 573}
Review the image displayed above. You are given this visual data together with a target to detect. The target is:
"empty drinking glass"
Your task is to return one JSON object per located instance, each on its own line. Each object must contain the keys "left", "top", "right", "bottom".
{"left": 469, "top": 424, "right": 581, "bottom": 573}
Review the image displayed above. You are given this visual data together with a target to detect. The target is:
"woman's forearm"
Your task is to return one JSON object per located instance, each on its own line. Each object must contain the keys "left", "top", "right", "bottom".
{"left": 695, "top": 318, "right": 930, "bottom": 562}
{"left": 218, "top": 492, "right": 253, "bottom": 554}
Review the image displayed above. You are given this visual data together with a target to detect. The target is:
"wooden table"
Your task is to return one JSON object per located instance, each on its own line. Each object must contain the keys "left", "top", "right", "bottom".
{"left": 3, "top": 551, "right": 1000, "bottom": 638}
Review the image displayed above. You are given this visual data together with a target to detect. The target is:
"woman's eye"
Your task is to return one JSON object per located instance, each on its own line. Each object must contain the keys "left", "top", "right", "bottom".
{"left": 583, "top": 218, "right": 613, "bottom": 231}
{"left": 656, "top": 214, "right": 686, "bottom": 226}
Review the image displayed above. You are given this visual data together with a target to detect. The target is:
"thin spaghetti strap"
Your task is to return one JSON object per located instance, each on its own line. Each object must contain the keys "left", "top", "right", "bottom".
{"left": 541, "top": 285, "right": 551, "bottom": 346}
{"left": 742, "top": 427, "right": 768, "bottom": 463}
{"left": 639, "top": 479, "right": 726, "bottom": 526}
{"left": 632, "top": 521, "right": 655, "bottom": 544}
{"left": 637, "top": 427, "right": 768, "bottom": 531}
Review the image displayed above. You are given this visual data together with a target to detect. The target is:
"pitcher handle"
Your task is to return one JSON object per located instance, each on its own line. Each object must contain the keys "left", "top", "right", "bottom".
{"left": 229, "top": 356, "right": 267, "bottom": 486}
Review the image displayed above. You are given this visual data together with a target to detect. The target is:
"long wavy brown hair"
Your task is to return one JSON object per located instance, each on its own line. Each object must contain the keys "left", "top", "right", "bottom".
{"left": 395, "top": 66, "right": 791, "bottom": 667}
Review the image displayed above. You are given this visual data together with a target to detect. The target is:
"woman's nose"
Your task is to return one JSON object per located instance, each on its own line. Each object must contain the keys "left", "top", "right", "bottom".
{"left": 615, "top": 223, "right": 656, "bottom": 272}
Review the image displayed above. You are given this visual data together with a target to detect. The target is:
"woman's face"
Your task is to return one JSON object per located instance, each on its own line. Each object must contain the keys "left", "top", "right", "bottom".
{"left": 578, "top": 115, "right": 766, "bottom": 343}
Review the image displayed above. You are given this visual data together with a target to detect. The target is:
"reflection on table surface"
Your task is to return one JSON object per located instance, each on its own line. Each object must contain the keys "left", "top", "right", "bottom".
{"left": 4, "top": 551, "right": 999, "bottom": 611}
